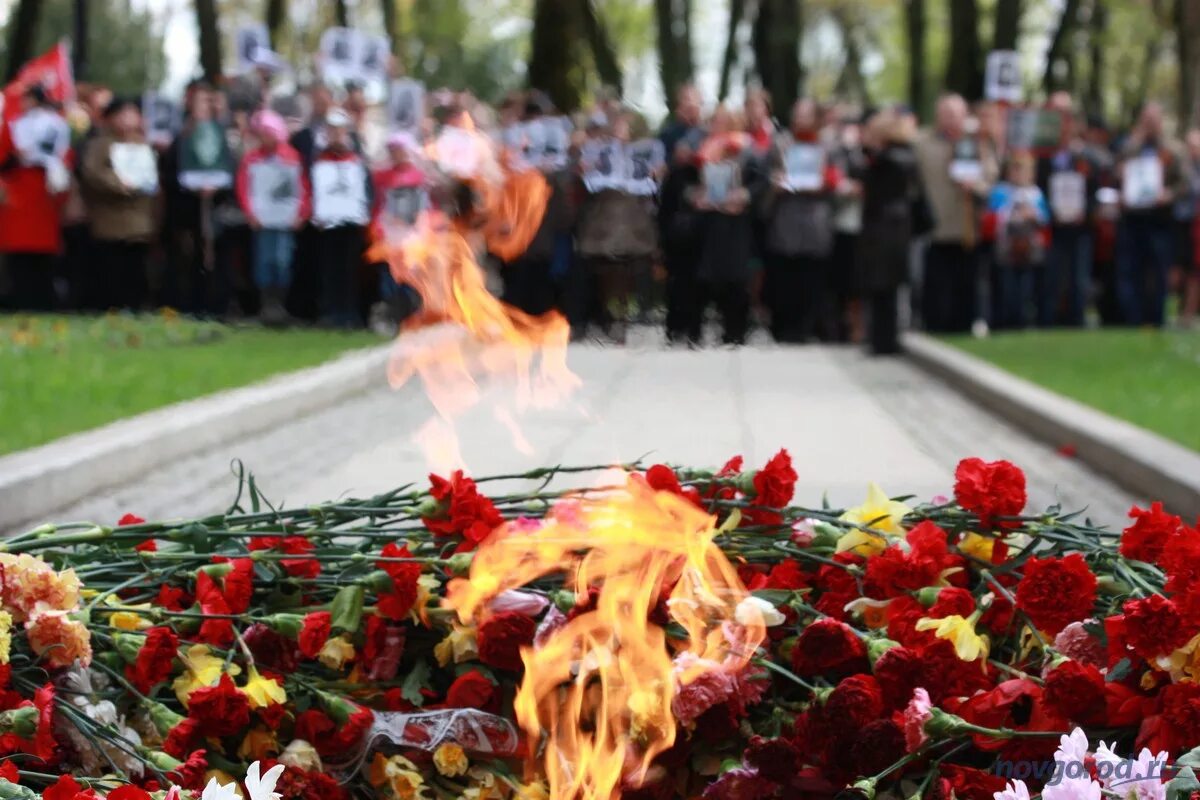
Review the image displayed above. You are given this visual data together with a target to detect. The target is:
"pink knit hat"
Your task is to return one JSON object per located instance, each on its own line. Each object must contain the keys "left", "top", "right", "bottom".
{"left": 251, "top": 109, "right": 288, "bottom": 142}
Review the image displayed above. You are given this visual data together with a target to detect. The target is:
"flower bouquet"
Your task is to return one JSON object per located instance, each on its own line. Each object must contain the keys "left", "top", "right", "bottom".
{"left": 2, "top": 452, "right": 1199, "bottom": 800}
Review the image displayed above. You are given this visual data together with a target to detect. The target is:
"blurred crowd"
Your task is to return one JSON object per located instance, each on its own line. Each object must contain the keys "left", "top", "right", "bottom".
{"left": 1, "top": 59, "right": 1199, "bottom": 355}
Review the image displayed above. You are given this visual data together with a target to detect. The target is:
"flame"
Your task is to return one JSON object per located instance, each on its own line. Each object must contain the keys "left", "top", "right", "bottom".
{"left": 374, "top": 119, "right": 577, "bottom": 468}
{"left": 447, "top": 476, "right": 767, "bottom": 800}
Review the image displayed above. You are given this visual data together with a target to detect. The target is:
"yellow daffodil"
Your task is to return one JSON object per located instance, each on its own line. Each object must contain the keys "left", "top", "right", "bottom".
{"left": 110, "top": 611, "right": 151, "bottom": 631}
{"left": 514, "top": 782, "right": 549, "bottom": 800}
{"left": 173, "top": 644, "right": 240, "bottom": 705}
{"left": 843, "top": 597, "right": 892, "bottom": 629}
{"left": 381, "top": 755, "right": 430, "bottom": 800}
{"left": 318, "top": 634, "right": 357, "bottom": 671}
{"left": 242, "top": 666, "right": 286, "bottom": 709}
{"left": 916, "top": 613, "right": 989, "bottom": 667}
{"left": 434, "top": 625, "right": 478, "bottom": 667}
{"left": 1156, "top": 632, "right": 1200, "bottom": 683}
{"left": 237, "top": 728, "right": 280, "bottom": 761}
{"left": 837, "top": 483, "right": 912, "bottom": 556}
{"left": 433, "top": 743, "right": 469, "bottom": 777}
{"left": 957, "top": 532, "right": 996, "bottom": 562}
{"left": 413, "top": 574, "right": 440, "bottom": 627}
{"left": 0, "top": 610, "right": 12, "bottom": 665}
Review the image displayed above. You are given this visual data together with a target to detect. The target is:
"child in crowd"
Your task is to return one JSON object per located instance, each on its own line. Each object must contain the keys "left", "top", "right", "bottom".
{"left": 370, "top": 131, "right": 428, "bottom": 331}
{"left": 310, "top": 108, "right": 373, "bottom": 328}
{"left": 236, "top": 109, "right": 310, "bottom": 324}
{"left": 79, "top": 98, "right": 159, "bottom": 311}
{"left": 988, "top": 151, "right": 1051, "bottom": 328}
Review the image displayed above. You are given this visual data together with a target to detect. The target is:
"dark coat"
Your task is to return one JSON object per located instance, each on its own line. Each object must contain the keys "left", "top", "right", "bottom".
{"left": 576, "top": 188, "right": 657, "bottom": 260}
{"left": 857, "top": 142, "right": 922, "bottom": 291}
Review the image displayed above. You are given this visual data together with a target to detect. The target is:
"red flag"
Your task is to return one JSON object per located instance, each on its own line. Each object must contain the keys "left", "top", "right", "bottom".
{"left": 1, "top": 41, "right": 74, "bottom": 122}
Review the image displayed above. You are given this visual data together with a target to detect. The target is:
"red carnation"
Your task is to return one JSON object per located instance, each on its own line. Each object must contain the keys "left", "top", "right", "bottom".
{"left": 1043, "top": 659, "right": 1106, "bottom": 723}
{"left": 765, "top": 559, "right": 806, "bottom": 590}
{"left": 126, "top": 626, "right": 178, "bottom": 694}
{"left": 954, "top": 458, "right": 1026, "bottom": 528}
{"left": 168, "top": 750, "right": 208, "bottom": 790}
{"left": 107, "top": 786, "right": 151, "bottom": 800}
{"left": 1122, "top": 594, "right": 1197, "bottom": 658}
{"left": 294, "top": 709, "right": 337, "bottom": 754}
{"left": 744, "top": 735, "right": 801, "bottom": 784}
{"left": 163, "top": 716, "right": 200, "bottom": 758}
{"left": 745, "top": 449, "right": 797, "bottom": 525}
{"left": 1015, "top": 554, "right": 1097, "bottom": 634}
{"left": 940, "top": 764, "right": 1010, "bottom": 800}
{"left": 0, "top": 761, "right": 17, "bottom": 782}
{"left": 849, "top": 718, "right": 907, "bottom": 778}
{"left": 645, "top": 465, "right": 702, "bottom": 506}
{"left": 186, "top": 673, "right": 250, "bottom": 737}
{"left": 1162, "top": 681, "right": 1200, "bottom": 754}
{"left": 824, "top": 674, "right": 884, "bottom": 729}
{"left": 1160, "top": 525, "right": 1200, "bottom": 595}
{"left": 1121, "top": 502, "right": 1181, "bottom": 564}
{"left": 44, "top": 775, "right": 86, "bottom": 800}
{"left": 156, "top": 584, "right": 190, "bottom": 612}
{"left": 118, "top": 514, "right": 145, "bottom": 526}
{"left": 444, "top": 669, "right": 496, "bottom": 710}
{"left": 376, "top": 543, "right": 422, "bottom": 620}
{"left": 298, "top": 611, "right": 332, "bottom": 659}
{"left": 220, "top": 558, "right": 255, "bottom": 614}
{"left": 423, "top": 470, "right": 504, "bottom": 551}
{"left": 477, "top": 611, "right": 536, "bottom": 671}
{"left": 929, "top": 587, "right": 976, "bottom": 619}
{"left": 790, "top": 618, "right": 867, "bottom": 679}
{"left": 332, "top": 706, "right": 374, "bottom": 751}
{"left": 873, "top": 645, "right": 926, "bottom": 711}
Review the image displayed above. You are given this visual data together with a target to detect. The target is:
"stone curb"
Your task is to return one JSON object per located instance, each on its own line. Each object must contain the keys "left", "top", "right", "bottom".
{"left": 0, "top": 344, "right": 392, "bottom": 534}
{"left": 903, "top": 332, "right": 1200, "bottom": 519}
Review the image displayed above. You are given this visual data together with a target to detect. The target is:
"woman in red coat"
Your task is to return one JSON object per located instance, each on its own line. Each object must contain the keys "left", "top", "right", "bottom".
{"left": 0, "top": 85, "right": 71, "bottom": 310}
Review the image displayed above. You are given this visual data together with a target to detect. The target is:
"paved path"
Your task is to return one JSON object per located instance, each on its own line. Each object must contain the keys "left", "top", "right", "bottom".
{"left": 38, "top": 328, "right": 1142, "bottom": 530}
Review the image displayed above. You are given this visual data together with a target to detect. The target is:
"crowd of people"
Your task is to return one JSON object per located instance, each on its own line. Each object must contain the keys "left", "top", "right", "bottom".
{"left": 1, "top": 59, "right": 1199, "bottom": 355}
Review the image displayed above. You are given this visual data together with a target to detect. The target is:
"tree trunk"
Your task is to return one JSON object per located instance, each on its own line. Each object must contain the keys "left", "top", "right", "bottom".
{"left": 992, "top": 0, "right": 1021, "bottom": 51}
{"left": 528, "top": 0, "right": 585, "bottom": 111}
{"left": 582, "top": 0, "right": 622, "bottom": 94}
{"left": 266, "top": 0, "right": 287, "bottom": 49}
{"left": 944, "top": 0, "right": 982, "bottom": 100}
{"left": 73, "top": 0, "right": 89, "bottom": 81}
{"left": 905, "top": 0, "right": 928, "bottom": 121}
{"left": 334, "top": 0, "right": 350, "bottom": 27}
{"left": 1042, "top": 0, "right": 1081, "bottom": 94}
{"left": 381, "top": 0, "right": 401, "bottom": 58}
{"left": 718, "top": 0, "right": 746, "bottom": 100}
{"left": 655, "top": 0, "right": 694, "bottom": 109}
{"left": 834, "top": 7, "right": 870, "bottom": 106}
{"left": 1178, "top": 0, "right": 1200, "bottom": 128}
{"left": 1084, "top": 0, "right": 1107, "bottom": 119}
{"left": 195, "top": 0, "right": 222, "bottom": 83}
{"left": 4, "top": 0, "right": 43, "bottom": 82}
{"left": 753, "top": 0, "right": 802, "bottom": 115}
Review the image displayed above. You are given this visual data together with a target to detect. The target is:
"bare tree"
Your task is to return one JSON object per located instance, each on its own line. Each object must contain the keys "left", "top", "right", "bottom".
{"left": 752, "top": 0, "right": 802, "bottom": 115}
{"left": 1178, "top": 0, "right": 1200, "bottom": 128}
{"left": 582, "top": 0, "right": 623, "bottom": 94}
{"left": 266, "top": 0, "right": 287, "bottom": 49}
{"left": 1043, "top": 0, "right": 1082, "bottom": 94}
{"left": 1084, "top": 0, "right": 1107, "bottom": 119}
{"left": 195, "top": 0, "right": 222, "bottom": 82}
{"left": 992, "top": 0, "right": 1021, "bottom": 51}
{"left": 944, "top": 0, "right": 983, "bottom": 100}
{"left": 334, "top": 0, "right": 350, "bottom": 28}
{"left": 655, "top": 0, "right": 694, "bottom": 110}
{"left": 73, "top": 0, "right": 89, "bottom": 80}
{"left": 904, "top": 0, "right": 928, "bottom": 120}
{"left": 4, "top": 0, "right": 43, "bottom": 82}
{"left": 718, "top": 0, "right": 747, "bottom": 101}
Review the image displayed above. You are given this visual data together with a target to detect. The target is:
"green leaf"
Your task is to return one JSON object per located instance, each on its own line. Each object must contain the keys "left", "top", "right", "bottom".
{"left": 402, "top": 660, "right": 433, "bottom": 707}
{"left": 752, "top": 589, "right": 796, "bottom": 607}
{"left": 1107, "top": 657, "right": 1132, "bottom": 682}
{"left": 330, "top": 585, "right": 365, "bottom": 633}
{"left": 1165, "top": 766, "right": 1200, "bottom": 800}
{"left": 1178, "top": 747, "right": 1200, "bottom": 769}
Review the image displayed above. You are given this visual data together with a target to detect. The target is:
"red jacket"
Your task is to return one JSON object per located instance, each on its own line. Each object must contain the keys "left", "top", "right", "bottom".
{"left": 235, "top": 143, "right": 311, "bottom": 228}
{"left": 0, "top": 116, "right": 69, "bottom": 254}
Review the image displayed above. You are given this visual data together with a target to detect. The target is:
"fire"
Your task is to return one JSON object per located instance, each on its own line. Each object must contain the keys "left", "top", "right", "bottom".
{"left": 375, "top": 117, "right": 577, "bottom": 469}
{"left": 447, "top": 476, "right": 768, "bottom": 800}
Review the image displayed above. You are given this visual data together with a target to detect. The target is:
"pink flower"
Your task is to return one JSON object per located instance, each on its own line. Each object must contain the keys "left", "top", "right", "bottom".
{"left": 490, "top": 590, "right": 549, "bottom": 617}
{"left": 1041, "top": 777, "right": 1102, "bottom": 800}
{"left": 701, "top": 766, "right": 777, "bottom": 800}
{"left": 1053, "top": 620, "right": 1106, "bottom": 669}
{"left": 902, "top": 687, "right": 933, "bottom": 752}
{"left": 790, "top": 519, "right": 818, "bottom": 546}
{"left": 994, "top": 781, "right": 1031, "bottom": 800}
{"left": 673, "top": 666, "right": 737, "bottom": 726}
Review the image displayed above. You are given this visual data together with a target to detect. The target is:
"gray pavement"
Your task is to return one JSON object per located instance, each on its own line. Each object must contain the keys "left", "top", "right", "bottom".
{"left": 34, "top": 327, "right": 1142, "bottom": 530}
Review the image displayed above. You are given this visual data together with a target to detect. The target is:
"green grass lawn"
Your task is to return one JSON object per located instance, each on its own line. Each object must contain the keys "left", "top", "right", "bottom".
{"left": 1, "top": 313, "right": 379, "bottom": 455}
{"left": 945, "top": 328, "right": 1200, "bottom": 452}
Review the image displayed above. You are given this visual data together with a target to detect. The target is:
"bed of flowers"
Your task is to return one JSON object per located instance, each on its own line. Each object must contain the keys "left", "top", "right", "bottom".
{"left": 3, "top": 452, "right": 1200, "bottom": 800}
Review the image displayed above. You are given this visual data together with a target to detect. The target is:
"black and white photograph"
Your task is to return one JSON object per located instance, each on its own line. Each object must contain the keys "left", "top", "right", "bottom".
{"left": 781, "top": 142, "right": 825, "bottom": 191}
{"left": 387, "top": 79, "right": 425, "bottom": 133}
{"left": 248, "top": 160, "right": 304, "bottom": 229}
{"left": 235, "top": 23, "right": 271, "bottom": 74}
{"left": 311, "top": 158, "right": 369, "bottom": 227}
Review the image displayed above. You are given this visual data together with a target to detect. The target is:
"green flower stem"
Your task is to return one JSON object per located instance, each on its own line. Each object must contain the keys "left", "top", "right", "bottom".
{"left": 753, "top": 656, "right": 820, "bottom": 693}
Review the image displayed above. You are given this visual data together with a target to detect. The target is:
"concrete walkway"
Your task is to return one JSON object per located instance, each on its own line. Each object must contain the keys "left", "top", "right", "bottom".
{"left": 36, "top": 329, "right": 1141, "bottom": 528}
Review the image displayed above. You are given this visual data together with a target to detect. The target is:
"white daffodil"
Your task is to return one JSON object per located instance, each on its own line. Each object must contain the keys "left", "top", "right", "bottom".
{"left": 735, "top": 596, "right": 786, "bottom": 628}
{"left": 201, "top": 775, "right": 242, "bottom": 800}
{"left": 244, "top": 760, "right": 286, "bottom": 800}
